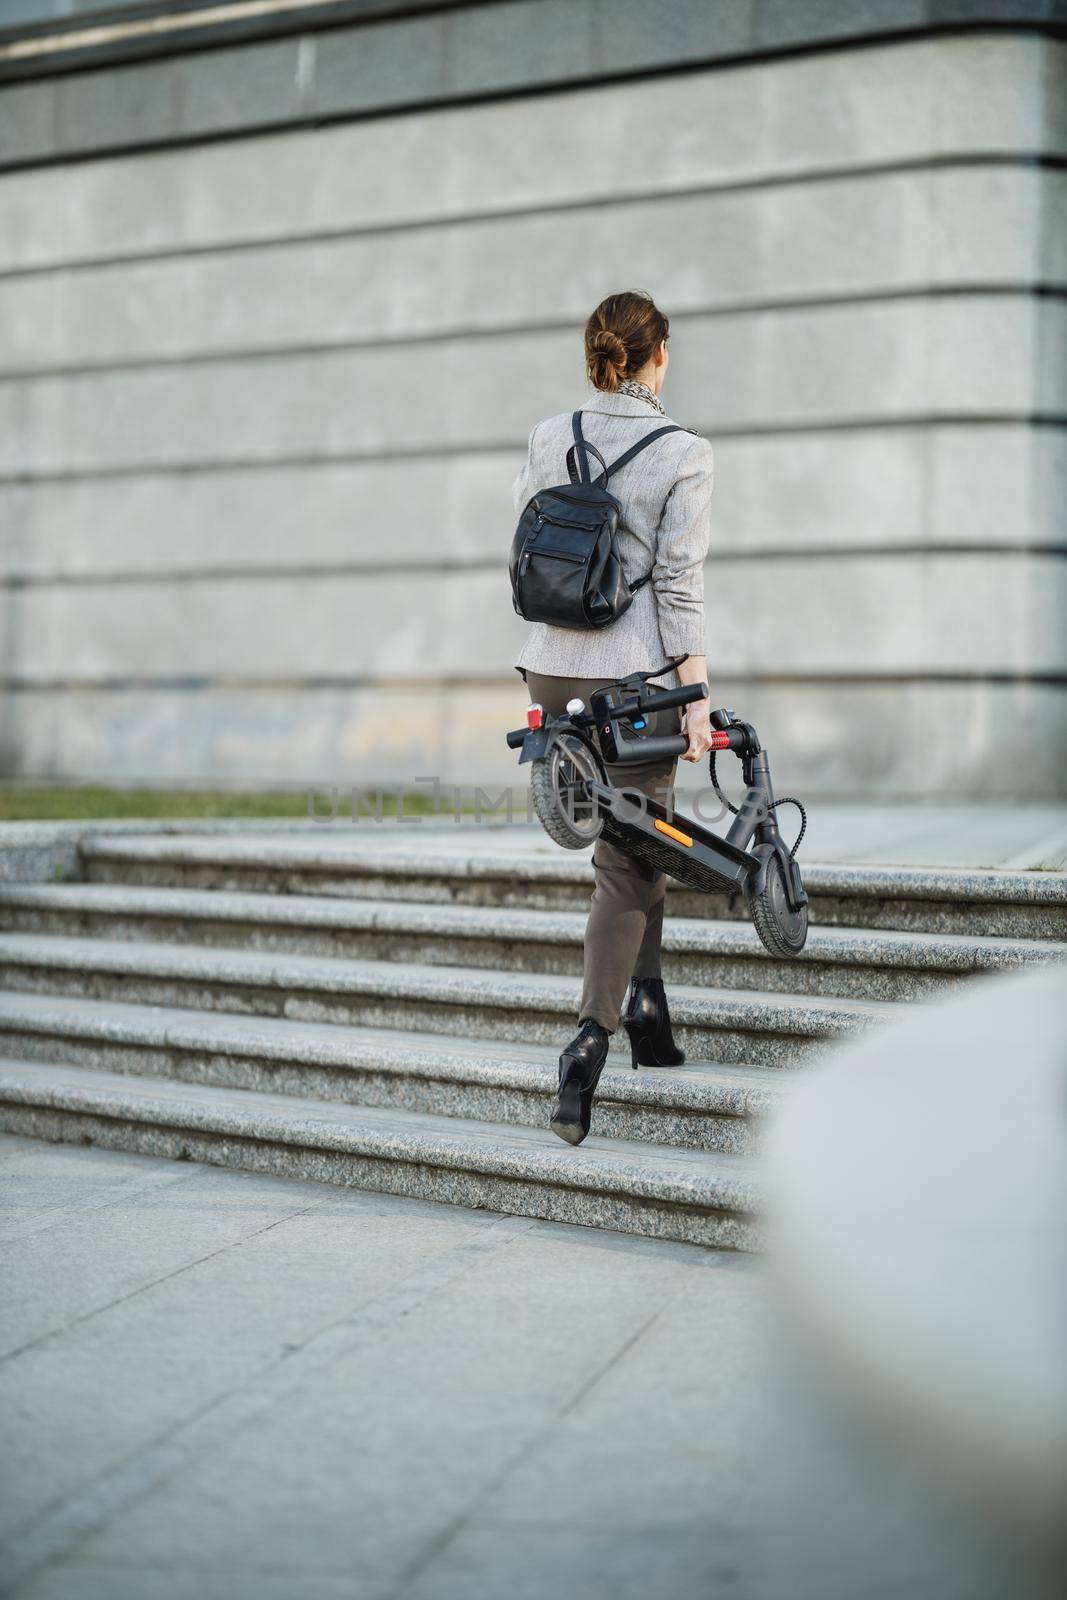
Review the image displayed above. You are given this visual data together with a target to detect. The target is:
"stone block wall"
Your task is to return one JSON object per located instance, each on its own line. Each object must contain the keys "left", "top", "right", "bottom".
{"left": 0, "top": 0, "right": 1064, "bottom": 796}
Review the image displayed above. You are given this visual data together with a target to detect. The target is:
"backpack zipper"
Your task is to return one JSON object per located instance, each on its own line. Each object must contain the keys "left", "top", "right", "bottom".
{"left": 537, "top": 512, "right": 602, "bottom": 531}
{"left": 521, "top": 545, "right": 586, "bottom": 575}
{"left": 521, "top": 514, "right": 543, "bottom": 575}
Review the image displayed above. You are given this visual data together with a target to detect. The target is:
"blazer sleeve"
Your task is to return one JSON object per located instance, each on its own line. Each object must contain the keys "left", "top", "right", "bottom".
{"left": 512, "top": 422, "right": 541, "bottom": 514}
{"left": 651, "top": 435, "right": 714, "bottom": 659}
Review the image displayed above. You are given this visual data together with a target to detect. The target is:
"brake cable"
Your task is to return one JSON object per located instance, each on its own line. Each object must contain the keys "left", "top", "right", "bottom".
{"left": 708, "top": 752, "right": 807, "bottom": 860}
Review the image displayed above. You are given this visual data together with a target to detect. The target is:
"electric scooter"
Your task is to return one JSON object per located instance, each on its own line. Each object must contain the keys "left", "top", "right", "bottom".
{"left": 506, "top": 662, "right": 809, "bottom": 958}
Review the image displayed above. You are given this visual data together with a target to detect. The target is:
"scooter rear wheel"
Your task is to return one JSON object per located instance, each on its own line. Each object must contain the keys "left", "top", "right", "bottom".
{"left": 748, "top": 853, "right": 808, "bottom": 958}
{"left": 529, "top": 735, "right": 604, "bottom": 851}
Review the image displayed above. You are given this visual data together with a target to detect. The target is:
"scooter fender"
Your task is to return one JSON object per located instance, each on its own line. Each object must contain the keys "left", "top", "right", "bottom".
{"left": 516, "top": 727, "right": 555, "bottom": 765}
{"left": 749, "top": 844, "right": 773, "bottom": 899}
{"left": 749, "top": 840, "right": 808, "bottom": 912}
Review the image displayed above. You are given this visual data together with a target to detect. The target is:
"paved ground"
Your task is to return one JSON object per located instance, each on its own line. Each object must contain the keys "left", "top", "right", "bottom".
{"left": 0, "top": 1134, "right": 768, "bottom": 1600}
{"left": 3, "top": 1134, "right": 1057, "bottom": 1600}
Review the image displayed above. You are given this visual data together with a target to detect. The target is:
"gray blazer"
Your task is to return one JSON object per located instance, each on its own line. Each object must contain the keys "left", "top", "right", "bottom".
{"left": 511, "top": 388, "right": 714, "bottom": 680}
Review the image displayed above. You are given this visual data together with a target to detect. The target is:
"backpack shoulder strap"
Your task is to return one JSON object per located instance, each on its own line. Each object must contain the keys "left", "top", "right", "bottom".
{"left": 566, "top": 410, "right": 608, "bottom": 485}
{"left": 610, "top": 423, "right": 683, "bottom": 596}
{"left": 567, "top": 411, "right": 587, "bottom": 483}
{"left": 604, "top": 424, "right": 681, "bottom": 480}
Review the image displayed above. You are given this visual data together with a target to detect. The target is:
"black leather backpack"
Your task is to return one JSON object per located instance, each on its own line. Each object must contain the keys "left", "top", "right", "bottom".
{"left": 510, "top": 410, "right": 681, "bottom": 630}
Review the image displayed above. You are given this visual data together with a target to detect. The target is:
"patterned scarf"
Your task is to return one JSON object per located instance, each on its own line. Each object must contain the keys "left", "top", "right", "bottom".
{"left": 617, "top": 378, "right": 667, "bottom": 416}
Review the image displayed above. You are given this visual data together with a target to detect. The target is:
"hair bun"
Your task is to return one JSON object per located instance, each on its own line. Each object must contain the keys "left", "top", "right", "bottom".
{"left": 588, "top": 330, "right": 628, "bottom": 372}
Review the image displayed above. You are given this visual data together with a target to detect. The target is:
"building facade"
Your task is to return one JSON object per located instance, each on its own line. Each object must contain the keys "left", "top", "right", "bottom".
{"left": 0, "top": 0, "right": 1064, "bottom": 797}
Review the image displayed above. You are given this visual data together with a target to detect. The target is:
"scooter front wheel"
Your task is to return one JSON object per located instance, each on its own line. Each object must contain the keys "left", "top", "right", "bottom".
{"left": 529, "top": 735, "right": 604, "bottom": 851}
{"left": 748, "top": 853, "right": 808, "bottom": 958}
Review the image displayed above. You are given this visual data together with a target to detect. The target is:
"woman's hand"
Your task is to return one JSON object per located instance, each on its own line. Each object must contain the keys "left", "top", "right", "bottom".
{"left": 681, "top": 698, "right": 714, "bottom": 763}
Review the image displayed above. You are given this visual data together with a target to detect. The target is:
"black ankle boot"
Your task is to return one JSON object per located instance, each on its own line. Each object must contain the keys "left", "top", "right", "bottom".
{"left": 550, "top": 1019, "right": 610, "bottom": 1146}
{"left": 623, "top": 977, "right": 685, "bottom": 1070}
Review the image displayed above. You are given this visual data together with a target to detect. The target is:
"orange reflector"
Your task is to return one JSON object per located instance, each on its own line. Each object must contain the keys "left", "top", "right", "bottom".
{"left": 654, "top": 819, "right": 693, "bottom": 847}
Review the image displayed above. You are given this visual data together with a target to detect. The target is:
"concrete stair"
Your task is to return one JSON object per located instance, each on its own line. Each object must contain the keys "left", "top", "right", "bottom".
{"left": 1, "top": 882, "right": 1061, "bottom": 1001}
{"left": 0, "top": 1059, "right": 761, "bottom": 1251}
{"left": 0, "top": 932, "right": 896, "bottom": 1067}
{"left": 1, "top": 827, "right": 1064, "bottom": 1250}
{"left": 79, "top": 833, "right": 1067, "bottom": 939}
{"left": 0, "top": 991, "right": 776, "bottom": 1155}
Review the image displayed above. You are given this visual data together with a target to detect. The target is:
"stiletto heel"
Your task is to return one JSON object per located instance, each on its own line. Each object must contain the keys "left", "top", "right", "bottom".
{"left": 626, "top": 1030, "right": 657, "bottom": 1069}
{"left": 623, "top": 977, "right": 685, "bottom": 1070}
{"left": 550, "top": 1020, "right": 610, "bottom": 1145}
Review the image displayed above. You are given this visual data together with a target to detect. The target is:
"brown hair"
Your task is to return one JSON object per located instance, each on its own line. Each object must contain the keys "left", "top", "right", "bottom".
{"left": 584, "top": 290, "right": 669, "bottom": 392}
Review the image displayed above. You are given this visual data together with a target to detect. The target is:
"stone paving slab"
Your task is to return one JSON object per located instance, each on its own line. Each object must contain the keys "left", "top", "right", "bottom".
{"left": 0, "top": 1142, "right": 558, "bottom": 1587}
{"left": 0, "top": 1135, "right": 768, "bottom": 1599}
{"left": 10, "top": 1569, "right": 364, "bottom": 1600}
{"left": 2, "top": 1136, "right": 1034, "bottom": 1600}
{"left": 0, "top": 1134, "right": 198, "bottom": 1249}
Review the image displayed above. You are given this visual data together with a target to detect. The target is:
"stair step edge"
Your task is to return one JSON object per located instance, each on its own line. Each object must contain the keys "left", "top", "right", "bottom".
{"left": 0, "top": 994, "right": 782, "bottom": 1116}
{"left": 4, "top": 883, "right": 1064, "bottom": 969}
{"left": 77, "top": 836, "right": 1067, "bottom": 905}
{"left": 0, "top": 933, "right": 901, "bottom": 1030}
{"left": 0, "top": 1059, "right": 763, "bottom": 1213}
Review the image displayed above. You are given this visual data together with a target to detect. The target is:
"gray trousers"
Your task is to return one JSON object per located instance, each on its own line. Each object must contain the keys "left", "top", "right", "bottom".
{"left": 523, "top": 671, "right": 681, "bottom": 1034}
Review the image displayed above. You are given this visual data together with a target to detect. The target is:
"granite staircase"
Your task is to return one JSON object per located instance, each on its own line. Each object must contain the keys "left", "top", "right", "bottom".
{"left": 0, "top": 829, "right": 1064, "bottom": 1251}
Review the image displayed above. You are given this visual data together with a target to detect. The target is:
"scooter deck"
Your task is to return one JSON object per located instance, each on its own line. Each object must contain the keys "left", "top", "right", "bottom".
{"left": 592, "top": 784, "right": 757, "bottom": 897}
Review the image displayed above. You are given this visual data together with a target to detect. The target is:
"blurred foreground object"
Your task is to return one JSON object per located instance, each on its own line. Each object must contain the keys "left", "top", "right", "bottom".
{"left": 766, "top": 966, "right": 1066, "bottom": 1596}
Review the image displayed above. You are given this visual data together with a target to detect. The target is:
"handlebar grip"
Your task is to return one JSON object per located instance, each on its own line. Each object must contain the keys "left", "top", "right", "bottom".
{"left": 637, "top": 682, "right": 707, "bottom": 714}
{"left": 612, "top": 734, "right": 689, "bottom": 764}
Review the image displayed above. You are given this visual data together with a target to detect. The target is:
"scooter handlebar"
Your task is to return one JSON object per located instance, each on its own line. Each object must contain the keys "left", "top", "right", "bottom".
{"left": 611, "top": 734, "right": 690, "bottom": 764}
{"left": 612, "top": 682, "right": 706, "bottom": 761}
{"left": 635, "top": 681, "right": 707, "bottom": 715}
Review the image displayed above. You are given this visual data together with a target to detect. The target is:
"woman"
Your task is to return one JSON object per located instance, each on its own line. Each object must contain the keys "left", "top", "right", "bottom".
{"left": 512, "top": 289, "right": 715, "bottom": 1146}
